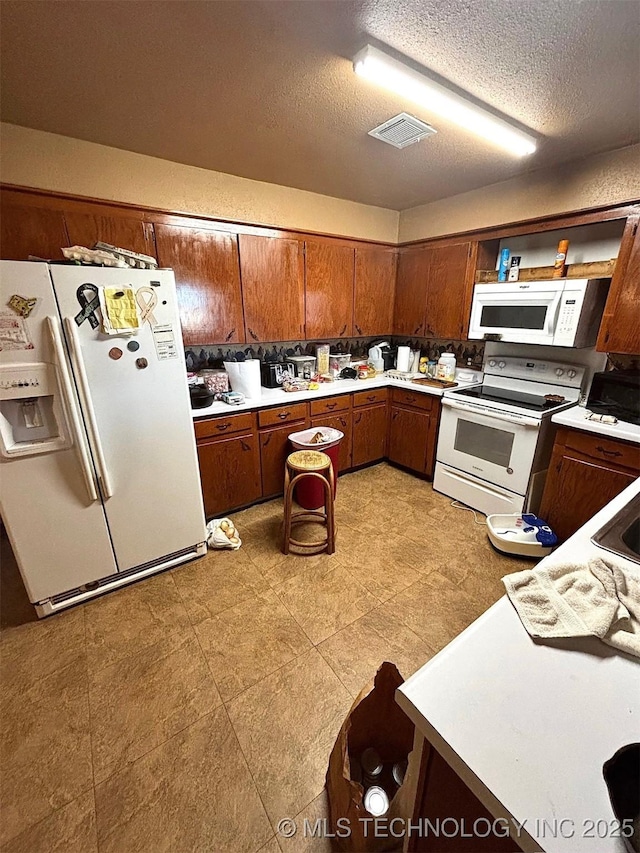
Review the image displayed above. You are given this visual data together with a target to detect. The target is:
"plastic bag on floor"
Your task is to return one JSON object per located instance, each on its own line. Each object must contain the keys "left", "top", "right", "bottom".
{"left": 206, "top": 518, "right": 241, "bottom": 550}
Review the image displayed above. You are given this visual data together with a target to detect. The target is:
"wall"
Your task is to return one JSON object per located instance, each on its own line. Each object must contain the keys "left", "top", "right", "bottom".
{"left": 399, "top": 144, "right": 640, "bottom": 243}
{"left": 0, "top": 123, "right": 399, "bottom": 243}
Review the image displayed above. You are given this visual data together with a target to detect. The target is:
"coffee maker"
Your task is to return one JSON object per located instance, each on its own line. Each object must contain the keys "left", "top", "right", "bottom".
{"left": 368, "top": 341, "right": 396, "bottom": 372}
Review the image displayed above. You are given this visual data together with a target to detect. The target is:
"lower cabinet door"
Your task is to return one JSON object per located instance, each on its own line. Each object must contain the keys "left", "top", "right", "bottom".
{"left": 352, "top": 404, "right": 387, "bottom": 467}
{"left": 310, "top": 412, "right": 352, "bottom": 473}
{"left": 539, "top": 454, "right": 636, "bottom": 541}
{"left": 388, "top": 405, "right": 430, "bottom": 473}
{"left": 260, "top": 421, "right": 308, "bottom": 498}
{"left": 197, "top": 433, "right": 261, "bottom": 517}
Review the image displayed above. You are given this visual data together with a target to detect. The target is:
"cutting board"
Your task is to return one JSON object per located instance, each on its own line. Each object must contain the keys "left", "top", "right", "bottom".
{"left": 411, "top": 378, "right": 458, "bottom": 389}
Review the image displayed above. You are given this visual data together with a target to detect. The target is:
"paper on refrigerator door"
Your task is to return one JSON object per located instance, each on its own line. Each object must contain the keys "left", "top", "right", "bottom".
{"left": 99, "top": 285, "right": 140, "bottom": 335}
{"left": 152, "top": 325, "right": 178, "bottom": 360}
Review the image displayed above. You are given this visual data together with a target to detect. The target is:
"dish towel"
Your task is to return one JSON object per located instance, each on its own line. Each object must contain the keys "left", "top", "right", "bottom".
{"left": 502, "top": 545, "right": 640, "bottom": 658}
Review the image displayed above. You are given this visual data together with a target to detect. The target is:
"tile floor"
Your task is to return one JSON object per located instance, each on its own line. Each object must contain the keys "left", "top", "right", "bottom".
{"left": 0, "top": 463, "right": 533, "bottom": 852}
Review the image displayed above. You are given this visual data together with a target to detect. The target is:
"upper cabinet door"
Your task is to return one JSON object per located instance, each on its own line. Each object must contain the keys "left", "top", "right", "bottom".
{"left": 239, "top": 235, "right": 304, "bottom": 342}
{"left": 64, "top": 211, "right": 155, "bottom": 257}
{"left": 305, "top": 241, "right": 355, "bottom": 339}
{"left": 597, "top": 216, "right": 640, "bottom": 354}
{"left": 424, "top": 242, "right": 473, "bottom": 339}
{"left": 394, "top": 247, "right": 430, "bottom": 336}
{"left": 0, "top": 197, "right": 68, "bottom": 260}
{"left": 353, "top": 246, "right": 396, "bottom": 337}
{"left": 155, "top": 224, "right": 244, "bottom": 347}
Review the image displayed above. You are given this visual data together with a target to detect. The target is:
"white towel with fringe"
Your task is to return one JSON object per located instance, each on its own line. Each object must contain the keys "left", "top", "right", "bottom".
{"left": 502, "top": 545, "right": 640, "bottom": 659}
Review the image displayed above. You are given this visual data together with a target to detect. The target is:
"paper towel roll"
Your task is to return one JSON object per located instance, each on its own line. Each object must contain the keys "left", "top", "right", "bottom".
{"left": 224, "top": 360, "right": 262, "bottom": 399}
{"left": 396, "top": 346, "right": 410, "bottom": 372}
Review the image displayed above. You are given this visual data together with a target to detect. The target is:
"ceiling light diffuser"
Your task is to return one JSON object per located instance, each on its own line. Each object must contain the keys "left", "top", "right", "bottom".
{"left": 353, "top": 44, "right": 537, "bottom": 157}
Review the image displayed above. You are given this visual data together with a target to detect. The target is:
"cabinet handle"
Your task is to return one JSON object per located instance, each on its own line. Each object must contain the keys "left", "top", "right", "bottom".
{"left": 392, "top": 411, "right": 398, "bottom": 420}
{"left": 216, "top": 423, "right": 230, "bottom": 431}
{"left": 240, "top": 440, "right": 251, "bottom": 451}
{"left": 248, "top": 327, "right": 259, "bottom": 341}
{"left": 225, "top": 328, "right": 235, "bottom": 342}
{"left": 278, "top": 411, "right": 290, "bottom": 419}
{"left": 355, "top": 413, "right": 362, "bottom": 424}
{"left": 326, "top": 402, "right": 337, "bottom": 410}
{"left": 263, "top": 434, "right": 272, "bottom": 447}
{"left": 367, "top": 395, "right": 376, "bottom": 401}
{"left": 340, "top": 417, "right": 347, "bottom": 427}
{"left": 340, "top": 324, "right": 347, "bottom": 336}
{"left": 596, "top": 445, "right": 622, "bottom": 458}
{"left": 355, "top": 324, "right": 362, "bottom": 335}
{"left": 406, "top": 394, "right": 416, "bottom": 402}
{"left": 414, "top": 325, "right": 421, "bottom": 334}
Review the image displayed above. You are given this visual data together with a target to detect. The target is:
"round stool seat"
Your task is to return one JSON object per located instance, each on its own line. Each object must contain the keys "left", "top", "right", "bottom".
{"left": 286, "top": 450, "right": 331, "bottom": 472}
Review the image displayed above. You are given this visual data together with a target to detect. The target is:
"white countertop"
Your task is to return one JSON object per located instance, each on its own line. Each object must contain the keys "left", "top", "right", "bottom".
{"left": 552, "top": 404, "right": 640, "bottom": 444}
{"left": 191, "top": 373, "right": 459, "bottom": 420}
{"left": 396, "top": 477, "right": 640, "bottom": 853}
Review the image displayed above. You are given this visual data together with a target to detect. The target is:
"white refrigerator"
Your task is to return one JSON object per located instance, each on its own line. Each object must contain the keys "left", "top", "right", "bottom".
{"left": 0, "top": 261, "right": 207, "bottom": 616}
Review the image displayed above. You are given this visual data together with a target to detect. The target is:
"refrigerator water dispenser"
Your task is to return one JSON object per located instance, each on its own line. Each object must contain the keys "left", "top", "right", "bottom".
{"left": 0, "top": 363, "right": 71, "bottom": 457}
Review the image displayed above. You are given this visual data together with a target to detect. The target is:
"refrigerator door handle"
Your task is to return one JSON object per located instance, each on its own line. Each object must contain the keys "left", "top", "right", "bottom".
{"left": 63, "top": 317, "right": 114, "bottom": 499}
{"left": 47, "top": 316, "right": 99, "bottom": 503}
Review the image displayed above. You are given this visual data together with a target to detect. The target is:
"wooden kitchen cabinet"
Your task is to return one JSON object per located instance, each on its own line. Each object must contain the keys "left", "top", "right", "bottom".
{"left": 196, "top": 415, "right": 261, "bottom": 517}
{"left": 394, "top": 246, "right": 430, "bottom": 336}
{"left": 64, "top": 211, "right": 155, "bottom": 257}
{"left": 0, "top": 196, "right": 68, "bottom": 260}
{"left": 305, "top": 240, "right": 355, "bottom": 338}
{"left": 353, "top": 245, "right": 396, "bottom": 336}
{"left": 239, "top": 234, "right": 305, "bottom": 342}
{"left": 394, "top": 242, "right": 475, "bottom": 340}
{"left": 597, "top": 214, "right": 640, "bottom": 354}
{"left": 539, "top": 426, "right": 640, "bottom": 541}
{"left": 388, "top": 390, "right": 441, "bottom": 477}
{"left": 259, "top": 405, "right": 309, "bottom": 497}
{"left": 155, "top": 224, "right": 244, "bottom": 347}
{"left": 310, "top": 411, "right": 353, "bottom": 473}
{"left": 352, "top": 403, "right": 387, "bottom": 467}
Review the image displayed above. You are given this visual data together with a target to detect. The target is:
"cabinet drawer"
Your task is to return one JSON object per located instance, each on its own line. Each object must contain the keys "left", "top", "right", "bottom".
{"left": 562, "top": 428, "right": 640, "bottom": 472}
{"left": 309, "top": 395, "right": 350, "bottom": 416}
{"left": 194, "top": 412, "right": 254, "bottom": 441}
{"left": 353, "top": 388, "right": 388, "bottom": 408}
{"left": 391, "top": 388, "right": 434, "bottom": 411}
{"left": 258, "top": 403, "right": 308, "bottom": 428}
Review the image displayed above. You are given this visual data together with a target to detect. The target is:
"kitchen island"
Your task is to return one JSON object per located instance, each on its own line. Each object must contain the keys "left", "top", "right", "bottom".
{"left": 396, "top": 477, "right": 640, "bottom": 853}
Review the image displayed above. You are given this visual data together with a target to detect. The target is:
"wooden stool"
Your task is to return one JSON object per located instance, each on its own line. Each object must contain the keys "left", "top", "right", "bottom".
{"left": 282, "top": 450, "right": 336, "bottom": 555}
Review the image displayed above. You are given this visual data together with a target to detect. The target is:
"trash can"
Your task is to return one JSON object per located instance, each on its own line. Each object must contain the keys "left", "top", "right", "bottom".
{"left": 288, "top": 426, "right": 344, "bottom": 510}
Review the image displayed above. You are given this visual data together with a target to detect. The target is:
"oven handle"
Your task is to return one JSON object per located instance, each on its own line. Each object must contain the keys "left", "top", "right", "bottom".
{"left": 442, "top": 398, "right": 540, "bottom": 427}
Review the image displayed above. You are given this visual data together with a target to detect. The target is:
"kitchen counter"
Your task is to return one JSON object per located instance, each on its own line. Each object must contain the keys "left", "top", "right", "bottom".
{"left": 396, "top": 477, "right": 640, "bottom": 853}
{"left": 551, "top": 404, "right": 640, "bottom": 444}
{"left": 191, "top": 373, "right": 466, "bottom": 419}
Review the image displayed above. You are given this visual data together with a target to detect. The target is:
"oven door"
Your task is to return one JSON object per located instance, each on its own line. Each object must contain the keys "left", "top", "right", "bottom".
{"left": 437, "top": 398, "right": 540, "bottom": 494}
{"left": 468, "top": 282, "right": 563, "bottom": 344}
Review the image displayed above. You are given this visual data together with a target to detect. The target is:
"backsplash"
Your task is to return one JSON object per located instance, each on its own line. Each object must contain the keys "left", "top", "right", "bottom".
{"left": 185, "top": 336, "right": 485, "bottom": 371}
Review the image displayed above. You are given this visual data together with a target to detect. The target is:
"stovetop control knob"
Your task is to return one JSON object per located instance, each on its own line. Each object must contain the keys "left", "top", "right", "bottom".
{"left": 498, "top": 360, "right": 506, "bottom": 369}
{"left": 488, "top": 359, "right": 497, "bottom": 368}
{"left": 567, "top": 369, "right": 577, "bottom": 379}
{"left": 555, "top": 368, "right": 565, "bottom": 377}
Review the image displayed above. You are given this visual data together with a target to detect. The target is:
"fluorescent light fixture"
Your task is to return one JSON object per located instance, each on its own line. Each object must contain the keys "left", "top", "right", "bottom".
{"left": 353, "top": 44, "right": 537, "bottom": 157}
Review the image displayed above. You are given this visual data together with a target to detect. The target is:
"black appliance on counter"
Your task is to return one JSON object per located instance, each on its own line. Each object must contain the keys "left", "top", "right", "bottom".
{"left": 260, "top": 362, "right": 286, "bottom": 388}
{"left": 587, "top": 370, "right": 640, "bottom": 426}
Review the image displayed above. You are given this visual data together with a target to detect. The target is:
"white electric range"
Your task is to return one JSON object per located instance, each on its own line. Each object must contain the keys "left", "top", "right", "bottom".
{"left": 434, "top": 355, "right": 586, "bottom": 517}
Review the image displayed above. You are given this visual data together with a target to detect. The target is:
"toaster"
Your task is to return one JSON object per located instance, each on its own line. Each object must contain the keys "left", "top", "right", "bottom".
{"left": 260, "top": 362, "right": 286, "bottom": 388}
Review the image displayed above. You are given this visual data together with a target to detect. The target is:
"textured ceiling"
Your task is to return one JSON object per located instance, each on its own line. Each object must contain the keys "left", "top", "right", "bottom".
{"left": 1, "top": 0, "right": 639, "bottom": 210}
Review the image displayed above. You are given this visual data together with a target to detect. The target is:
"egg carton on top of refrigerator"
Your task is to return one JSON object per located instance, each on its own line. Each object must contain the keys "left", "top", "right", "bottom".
{"left": 93, "top": 241, "right": 158, "bottom": 269}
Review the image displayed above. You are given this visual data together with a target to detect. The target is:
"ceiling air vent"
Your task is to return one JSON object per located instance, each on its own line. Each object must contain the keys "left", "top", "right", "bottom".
{"left": 368, "top": 112, "right": 437, "bottom": 149}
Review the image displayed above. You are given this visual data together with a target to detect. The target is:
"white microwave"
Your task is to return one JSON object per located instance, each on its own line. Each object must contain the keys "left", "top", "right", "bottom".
{"left": 468, "top": 278, "right": 609, "bottom": 347}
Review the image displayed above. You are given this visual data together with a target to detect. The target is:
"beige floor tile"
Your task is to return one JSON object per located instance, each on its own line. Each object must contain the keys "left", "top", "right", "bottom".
{"left": 0, "top": 791, "right": 97, "bottom": 853}
{"left": 336, "top": 527, "right": 425, "bottom": 601}
{"left": 388, "top": 572, "right": 486, "bottom": 653}
{"left": 274, "top": 563, "right": 380, "bottom": 645}
{"left": 84, "top": 572, "right": 191, "bottom": 671}
{"left": 227, "top": 649, "right": 352, "bottom": 825}
{"left": 89, "top": 632, "right": 221, "bottom": 783}
{"left": 94, "top": 708, "right": 272, "bottom": 853}
{"left": 260, "top": 838, "right": 283, "bottom": 853}
{"left": 0, "top": 664, "right": 93, "bottom": 847}
{"left": 277, "top": 789, "right": 332, "bottom": 853}
{"left": 195, "top": 589, "right": 311, "bottom": 702}
{"left": 0, "top": 606, "right": 85, "bottom": 701}
{"left": 318, "top": 606, "right": 434, "bottom": 697}
{"left": 172, "top": 547, "right": 270, "bottom": 624}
